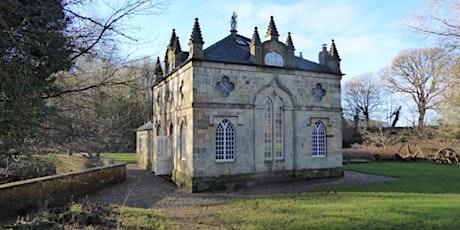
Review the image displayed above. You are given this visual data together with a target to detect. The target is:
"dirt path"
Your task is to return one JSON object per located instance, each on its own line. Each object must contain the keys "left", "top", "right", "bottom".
{"left": 87, "top": 164, "right": 394, "bottom": 209}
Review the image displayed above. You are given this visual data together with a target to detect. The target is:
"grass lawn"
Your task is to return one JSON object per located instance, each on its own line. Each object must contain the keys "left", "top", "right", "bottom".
{"left": 186, "top": 192, "right": 460, "bottom": 229}
{"left": 157, "top": 162, "right": 460, "bottom": 229}
{"left": 341, "top": 161, "right": 460, "bottom": 194}
{"left": 100, "top": 152, "right": 137, "bottom": 164}
{"left": 9, "top": 161, "right": 460, "bottom": 229}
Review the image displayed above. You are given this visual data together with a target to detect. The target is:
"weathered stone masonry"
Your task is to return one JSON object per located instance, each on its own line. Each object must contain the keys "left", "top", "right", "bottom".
{"left": 139, "top": 15, "right": 344, "bottom": 192}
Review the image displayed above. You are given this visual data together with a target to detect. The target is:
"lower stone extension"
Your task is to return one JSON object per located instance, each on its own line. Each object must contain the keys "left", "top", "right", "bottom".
{"left": 173, "top": 168, "right": 344, "bottom": 193}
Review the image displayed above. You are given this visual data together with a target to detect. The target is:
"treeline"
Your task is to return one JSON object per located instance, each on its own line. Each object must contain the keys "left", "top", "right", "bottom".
{"left": 0, "top": 0, "right": 166, "bottom": 154}
{"left": 342, "top": 0, "right": 460, "bottom": 146}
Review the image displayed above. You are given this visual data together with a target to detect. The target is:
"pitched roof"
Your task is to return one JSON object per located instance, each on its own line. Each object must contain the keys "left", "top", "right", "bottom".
{"left": 202, "top": 33, "right": 332, "bottom": 73}
{"left": 203, "top": 34, "right": 251, "bottom": 64}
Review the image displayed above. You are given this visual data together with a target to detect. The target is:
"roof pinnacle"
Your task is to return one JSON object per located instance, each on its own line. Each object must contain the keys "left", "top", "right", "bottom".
{"left": 190, "top": 17, "right": 204, "bottom": 44}
{"left": 251, "top": 27, "right": 261, "bottom": 46}
{"left": 168, "top": 29, "right": 177, "bottom": 49}
{"left": 173, "top": 36, "right": 182, "bottom": 54}
{"left": 329, "top": 39, "right": 340, "bottom": 61}
{"left": 154, "top": 56, "right": 163, "bottom": 76}
{"left": 265, "top": 16, "right": 279, "bottom": 41}
{"left": 286, "top": 32, "right": 294, "bottom": 50}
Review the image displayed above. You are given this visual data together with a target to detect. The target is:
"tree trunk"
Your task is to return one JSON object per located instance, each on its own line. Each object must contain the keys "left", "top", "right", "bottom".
{"left": 418, "top": 108, "right": 426, "bottom": 127}
{"left": 353, "top": 108, "right": 359, "bottom": 131}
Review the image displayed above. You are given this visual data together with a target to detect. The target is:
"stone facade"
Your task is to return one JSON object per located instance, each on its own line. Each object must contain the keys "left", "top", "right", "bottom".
{"left": 146, "top": 15, "right": 344, "bottom": 192}
{"left": 136, "top": 122, "right": 153, "bottom": 170}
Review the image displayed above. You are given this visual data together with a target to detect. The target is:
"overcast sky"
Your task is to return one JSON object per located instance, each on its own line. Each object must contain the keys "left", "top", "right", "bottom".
{"left": 109, "top": 0, "right": 432, "bottom": 82}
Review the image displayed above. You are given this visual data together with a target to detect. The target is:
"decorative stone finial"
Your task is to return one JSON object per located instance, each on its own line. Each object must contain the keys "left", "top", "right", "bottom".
{"left": 265, "top": 16, "right": 279, "bottom": 41}
{"left": 326, "top": 39, "right": 341, "bottom": 74}
{"left": 154, "top": 57, "right": 163, "bottom": 75}
{"left": 154, "top": 57, "right": 163, "bottom": 83}
{"left": 286, "top": 32, "right": 294, "bottom": 50}
{"left": 329, "top": 39, "right": 340, "bottom": 61}
{"left": 230, "top": 12, "right": 238, "bottom": 32}
{"left": 173, "top": 36, "right": 182, "bottom": 54}
{"left": 189, "top": 17, "right": 204, "bottom": 59}
{"left": 190, "top": 17, "right": 204, "bottom": 44}
{"left": 168, "top": 29, "right": 177, "bottom": 49}
{"left": 251, "top": 27, "right": 261, "bottom": 46}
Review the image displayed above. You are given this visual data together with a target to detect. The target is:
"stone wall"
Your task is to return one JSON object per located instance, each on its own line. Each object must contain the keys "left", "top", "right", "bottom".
{"left": 137, "top": 130, "right": 153, "bottom": 170}
{"left": 0, "top": 162, "right": 126, "bottom": 218}
{"left": 152, "top": 59, "right": 343, "bottom": 192}
{"left": 190, "top": 61, "right": 343, "bottom": 178}
{"left": 190, "top": 167, "right": 344, "bottom": 192}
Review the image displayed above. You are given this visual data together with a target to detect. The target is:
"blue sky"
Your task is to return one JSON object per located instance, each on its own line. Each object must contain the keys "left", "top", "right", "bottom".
{"left": 114, "top": 0, "right": 431, "bottom": 82}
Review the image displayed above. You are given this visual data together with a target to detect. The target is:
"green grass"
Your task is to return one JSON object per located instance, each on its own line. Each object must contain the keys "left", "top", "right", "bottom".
{"left": 111, "top": 206, "right": 178, "bottom": 229}
{"left": 8, "top": 204, "right": 178, "bottom": 229}
{"left": 197, "top": 192, "right": 460, "bottom": 229}
{"left": 100, "top": 152, "right": 137, "bottom": 164}
{"left": 341, "top": 161, "right": 460, "bottom": 193}
{"left": 11, "top": 160, "right": 455, "bottom": 229}
{"left": 162, "top": 162, "right": 460, "bottom": 229}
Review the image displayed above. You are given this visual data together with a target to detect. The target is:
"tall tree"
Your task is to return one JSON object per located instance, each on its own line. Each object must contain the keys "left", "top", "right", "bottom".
{"left": 343, "top": 73, "right": 383, "bottom": 130}
{"left": 380, "top": 47, "right": 451, "bottom": 127}
{"left": 408, "top": 0, "right": 460, "bottom": 134}
{"left": 408, "top": 0, "right": 460, "bottom": 52}
{"left": 0, "top": 0, "right": 167, "bottom": 153}
{"left": 0, "top": 0, "right": 72, "bottom": 152}
{"left": 438, "top": 57, "right": 460, "bottom": 137}
{"left": 47, "top": 57, "right": 153, "bottom": 152}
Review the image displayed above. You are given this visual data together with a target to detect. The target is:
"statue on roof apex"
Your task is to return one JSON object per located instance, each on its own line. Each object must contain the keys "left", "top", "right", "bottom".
{"left": 230, "top": 12, "right": 237, "bottom": 32}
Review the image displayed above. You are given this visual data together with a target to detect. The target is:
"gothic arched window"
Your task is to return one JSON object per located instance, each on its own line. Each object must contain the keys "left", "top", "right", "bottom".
{"left": 264, "top": 98, "right": 273, "bottom": 159}
{"left": 263, "top": 97, "right": 284, "bottom": 160}
{"left": 312, "top": 122, "right": 327, "bottom": 157}
{"left": 216, "top": 119, "right": 235, "bottom": 162}
{"left": 274, "top": 98, "right": 284, "bottom": 159}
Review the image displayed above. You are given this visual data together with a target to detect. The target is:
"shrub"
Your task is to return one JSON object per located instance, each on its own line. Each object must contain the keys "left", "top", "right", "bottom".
{"left": 0, "top": 155, "right": 56, "bottom": 184}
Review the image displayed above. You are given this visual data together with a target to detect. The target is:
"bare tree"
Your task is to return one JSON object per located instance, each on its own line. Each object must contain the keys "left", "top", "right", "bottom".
{"left": 1, "top": 0, "right": 167, "bottom": 153}
{"left": 380, "top": 47, "right": 451, "bottom": 127}
{"left": 407, "top": 0, "right": 460, "bottom": 52}
{"left": 343, "top": 73, "right": 383, "bottom": 130}
{"left": 48, "top": 56, "right": 153, "bottom": 152}
{"left": 407, "top": 0, "right": 460, "bottom": 135}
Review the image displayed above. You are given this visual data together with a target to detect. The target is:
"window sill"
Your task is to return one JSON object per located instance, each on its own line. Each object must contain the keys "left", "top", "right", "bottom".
{"left": 216, "top": 159, "right": 235, "bottom": 163}
{"left": 264, "top": 158, "right": 285, "bottom": 162}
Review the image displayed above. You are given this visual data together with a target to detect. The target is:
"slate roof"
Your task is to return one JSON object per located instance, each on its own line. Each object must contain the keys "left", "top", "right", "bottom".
{"left": 201, "top": 32, "right": 333, "bottom": 74}
{"left": 137, "top": 122, "right": 153, "bottom": 131}
{"left": 203, "top": 34, "right": 252, "bottom": 64}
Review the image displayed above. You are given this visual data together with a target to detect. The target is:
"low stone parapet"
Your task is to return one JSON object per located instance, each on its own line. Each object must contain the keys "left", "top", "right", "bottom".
{"left": 0, "top": 162, "right": 126, "bottom": 218}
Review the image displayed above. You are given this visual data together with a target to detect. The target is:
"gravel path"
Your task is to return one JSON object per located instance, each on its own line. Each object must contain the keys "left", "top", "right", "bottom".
{"left": 87, "top": 164, "right": 394, "bottom": 209}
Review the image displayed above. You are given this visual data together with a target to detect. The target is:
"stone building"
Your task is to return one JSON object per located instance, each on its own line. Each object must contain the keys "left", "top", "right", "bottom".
{"left": 141, "top": 15, "right": 344, "bottom": 192}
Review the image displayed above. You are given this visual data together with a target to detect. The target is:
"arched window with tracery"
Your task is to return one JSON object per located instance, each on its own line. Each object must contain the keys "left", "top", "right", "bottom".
{"left": 263, "top": 97, "right": 284, "bottom": 160}
{"left": 274, "top": 98, "right": 284, "bottom": 159}
{"left": 264, "top": 98, "right": 273, "bottom": 159}
{"left": 312, "top": 122, "right": 327, "bottom": 157}
{"left": 216, "top": 119, "right": 235, "bottom": 162}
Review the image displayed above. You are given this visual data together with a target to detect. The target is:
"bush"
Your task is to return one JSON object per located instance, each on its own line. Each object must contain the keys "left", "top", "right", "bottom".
{"left": 5, "top": 204, "right": 117, "bottom": 229}
{"left": 0, "top": 155, "right": 56, "bottom": 184}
